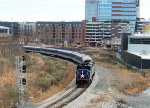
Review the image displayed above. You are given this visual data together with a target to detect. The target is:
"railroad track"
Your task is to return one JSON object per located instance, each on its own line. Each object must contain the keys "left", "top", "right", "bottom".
{"left": 38, "top": 85, "right": 87, "bottom": 108}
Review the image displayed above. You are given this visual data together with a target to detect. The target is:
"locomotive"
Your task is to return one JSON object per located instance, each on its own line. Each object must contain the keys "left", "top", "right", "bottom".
{"left": 76, "top": 60, "right": 95, "bottom": 86}
{"left": 23, "top": 46, "right": 95, "bottom": 86}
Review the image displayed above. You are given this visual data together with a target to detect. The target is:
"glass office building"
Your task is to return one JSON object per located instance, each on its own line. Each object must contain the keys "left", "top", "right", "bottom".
{"left": 85, "top": 0, "right": 98, "bottom": 21}
{"left": 85, "top": 0, "right": 140, "bottom": 33}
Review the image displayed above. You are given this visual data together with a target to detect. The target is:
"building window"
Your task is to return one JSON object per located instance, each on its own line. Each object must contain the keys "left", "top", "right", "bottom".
{"left": 130, "top": 38, "right": 150, "bottom": 44}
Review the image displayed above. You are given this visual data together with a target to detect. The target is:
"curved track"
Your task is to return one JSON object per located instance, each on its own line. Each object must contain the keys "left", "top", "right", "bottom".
{"left": 38, "top": 85, "right": 88, "bottom": 108}
{"left": 37, "top": 57, "right": 89, "bottom": 108}
{"left": 23, "top": 47, "right": 93, "bottom": 108}
{"left": 48, "top": 87, "right": 86, "bottom": 108}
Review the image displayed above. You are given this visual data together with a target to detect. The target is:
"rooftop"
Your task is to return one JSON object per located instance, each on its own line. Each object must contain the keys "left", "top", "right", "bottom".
{"left": 128, "top": 51, "right": 150, "bottom": 60}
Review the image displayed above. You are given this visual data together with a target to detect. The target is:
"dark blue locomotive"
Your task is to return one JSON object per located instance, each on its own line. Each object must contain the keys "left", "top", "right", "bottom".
{"left": 23, "top": 46, "right": 95, "bottom": 86}
{"left": 76, "top": 60, "right": 95, "bottom": 86}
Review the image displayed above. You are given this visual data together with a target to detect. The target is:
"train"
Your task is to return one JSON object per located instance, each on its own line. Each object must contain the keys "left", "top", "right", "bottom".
{"left": 22, "top": 46, "right": 95, "bottom": 86}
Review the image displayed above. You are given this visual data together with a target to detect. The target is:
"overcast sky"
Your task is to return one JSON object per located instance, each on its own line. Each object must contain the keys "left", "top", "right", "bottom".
{"left": 0, "top": 0, "right": 149, "bottom": 22}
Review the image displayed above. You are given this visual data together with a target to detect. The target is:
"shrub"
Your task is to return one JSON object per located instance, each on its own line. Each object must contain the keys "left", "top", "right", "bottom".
{"left": 45, "top": 65, "right": 55, "bottom": 74}
{"left": 44, "top": 61, "right": 55, "bottom": 74}
{"left": 35, "top": 76, "right": 51, "bottom": 92}
{"left": 51, "top": 70, "right": 66, "bottom": 85}
{"left": 51, "top": 75, "right": 60, "bottom": 85}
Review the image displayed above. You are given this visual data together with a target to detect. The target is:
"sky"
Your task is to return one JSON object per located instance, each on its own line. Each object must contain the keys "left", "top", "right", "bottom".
{"left": 0, "top": 0, "right": 149, "bottom": 22}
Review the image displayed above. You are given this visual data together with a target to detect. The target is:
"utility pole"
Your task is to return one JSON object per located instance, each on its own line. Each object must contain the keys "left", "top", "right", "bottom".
{"left": 16, "top": 56, "right": 26, "bottom": 105}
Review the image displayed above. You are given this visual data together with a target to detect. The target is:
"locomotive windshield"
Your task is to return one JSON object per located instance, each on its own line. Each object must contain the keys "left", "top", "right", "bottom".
{"left": 77, "top": 63, "right": 91, "bottom": 70}
{"left": 83, "top": 59, "right": 91, "bottom": 63}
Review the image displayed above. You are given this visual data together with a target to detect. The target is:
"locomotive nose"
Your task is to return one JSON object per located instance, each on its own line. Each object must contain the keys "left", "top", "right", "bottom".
{"left": 80, "top": 71, "right": 85, "bottom": 78}
{"left": 80, "top": 73, "right": 85, "bottom": 78}
{"left": 77, "top": 70, "right": 90, "bottom": 80}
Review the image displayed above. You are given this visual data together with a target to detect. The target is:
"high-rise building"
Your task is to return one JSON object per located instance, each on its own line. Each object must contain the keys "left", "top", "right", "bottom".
{"left": 85, "top": 0, "right": 139, "bottom": 33}
{"left": 85, "top": 0, "right": 98, "bottom": 21}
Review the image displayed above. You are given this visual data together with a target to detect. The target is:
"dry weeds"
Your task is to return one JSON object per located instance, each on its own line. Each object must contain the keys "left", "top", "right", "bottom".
{"left": 82, "top": 48, "right": 150, "bottom": 95}
{"left": 24, "top": 54, "right": 75, "bottom": 103}
{"left": 0, "top": 52, "right": 75, "bottom": 107}
{"left": 30, "top": 65, "right": 75, "bottom": 103}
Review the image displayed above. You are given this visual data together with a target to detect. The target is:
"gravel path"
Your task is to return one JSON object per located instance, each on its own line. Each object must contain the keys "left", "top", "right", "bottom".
{"left": 119, "top": 87, "right": 150, "bottom": 108}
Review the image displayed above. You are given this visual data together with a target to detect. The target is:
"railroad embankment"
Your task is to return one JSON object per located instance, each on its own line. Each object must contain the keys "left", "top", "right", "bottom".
{"left": 0, "top": 47, "right": 75, "bottom": 107}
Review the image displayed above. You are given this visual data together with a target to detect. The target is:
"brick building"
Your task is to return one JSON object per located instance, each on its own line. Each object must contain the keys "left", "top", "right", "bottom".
{"left": 0, "top": 26, "right": 13, "bottom": 46}
{"left": 36, "top": 21, "right": 86, "bottom": 46}
{"left": 0, "top": 34, "right": 13, "bottom": 46}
